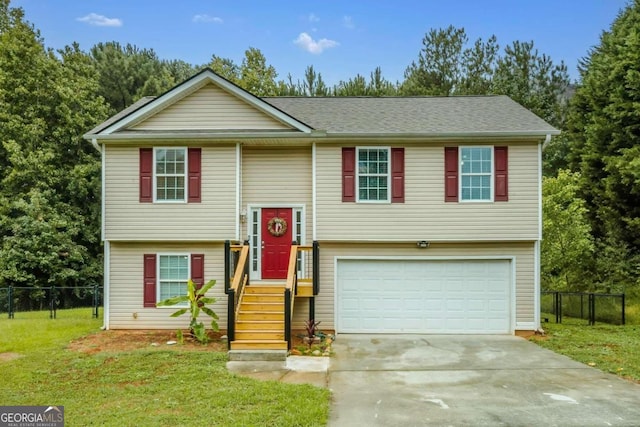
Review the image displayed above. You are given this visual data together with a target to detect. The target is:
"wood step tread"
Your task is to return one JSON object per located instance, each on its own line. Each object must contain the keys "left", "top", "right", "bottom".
{"left": 230, "top": 341, "right": 288, "bottom": 350}
{"left": 237, "top": 320, "right": 284, "bottom": 324}
{"left": 240, "top": 302, "right": 284, "bottom": 306}
{"left": 244, "top": 291, "right": 285, "bottom": 296}
{"left": 238, "top": 310, "right": 284, "bottom": 314}
{"left": 236, "top": 322, "right": 284, "bottom": 330}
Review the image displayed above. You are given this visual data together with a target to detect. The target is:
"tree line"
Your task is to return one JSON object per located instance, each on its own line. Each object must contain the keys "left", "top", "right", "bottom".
{"left": 0, "top": 0, "right": 638, "bottom": 305}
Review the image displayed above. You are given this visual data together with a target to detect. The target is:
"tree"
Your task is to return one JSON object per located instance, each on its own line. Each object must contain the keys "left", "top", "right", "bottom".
{"left": 492, "top": 40, "right": 570, "bottom": 127}
{"left": 276, "top": 73, "right": 304, "bottom": 96}
{"left": 566, "top": 0, "right": 640, "bottom": 254}
{"left": 541, "top": 171, "right": 594, "bottom": 291}
{"left": 0, "top": 1, "right": 107, "bottom": 303}
{"left": 301, "top": 65, "right": 329, "bottom": 96}
{"left": 458, "top": 35, "right": 499, "bottom": 95}
{"left": 334, "top": 74, "right": 367, "bottom": 96}
{"left": 90, "top": 42, "right": 173, "bottom": 112}
{"left": 334, "top": 67, "right": 398, "bottom": 96}
{"left": 208, "top": 54, "right": 241, "bottom": 83}
{"left": 239, "top": 47, "right": 278, "bottom": 96}
{"left": 367, "top": 66, "right": 398, "bottom": 96}
{"left": 401, "top": 25, "right": 468, "bottom": 95}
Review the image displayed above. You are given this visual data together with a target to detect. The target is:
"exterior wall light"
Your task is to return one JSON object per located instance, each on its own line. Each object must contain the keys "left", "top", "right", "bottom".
{"left": 416, "top": 240, "right": 430, "bottom": 249}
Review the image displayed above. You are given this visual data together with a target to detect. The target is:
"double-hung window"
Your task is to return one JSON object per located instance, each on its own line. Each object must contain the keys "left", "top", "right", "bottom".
{"left": 460, "top": 147, "right": 492, "bottom": 201}
{"left": 158, "top": 254, "right": 189, "bottom": 305}
{"left": 357, "top": 147, "right": 389, "bottom": 202}
{"left": 155, "top": 148, "right": 187, "bottom": 202}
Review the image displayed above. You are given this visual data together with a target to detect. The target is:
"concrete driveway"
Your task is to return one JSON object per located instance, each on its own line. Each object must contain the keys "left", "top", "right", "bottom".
{"left": 328, "top": 335, "right": 640, "bottom": 426}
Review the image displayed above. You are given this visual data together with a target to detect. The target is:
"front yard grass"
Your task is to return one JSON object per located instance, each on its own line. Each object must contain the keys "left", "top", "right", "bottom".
{"left": 0, "top": 309, "right": 330, "bottom": 426}
{"left": 531, "top": 317, "right": 640, "bottom": 382}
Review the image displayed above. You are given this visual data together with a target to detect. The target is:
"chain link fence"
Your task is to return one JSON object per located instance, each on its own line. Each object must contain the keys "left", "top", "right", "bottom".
{"left": 541, "top": 291, "right": 625, "bottom": 325}
{"left": 0, "top": 286, "right": 102, "bottom": 319}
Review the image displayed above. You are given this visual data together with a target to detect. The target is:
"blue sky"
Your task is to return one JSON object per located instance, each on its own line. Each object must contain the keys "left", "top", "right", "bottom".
{"left": 13, "top": 0, "right": 630, "bottom": 86}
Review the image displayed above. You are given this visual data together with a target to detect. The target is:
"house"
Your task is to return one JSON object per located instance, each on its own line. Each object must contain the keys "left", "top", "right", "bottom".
{"left": 84, "top": 69, "right": 559, "bottom": 350}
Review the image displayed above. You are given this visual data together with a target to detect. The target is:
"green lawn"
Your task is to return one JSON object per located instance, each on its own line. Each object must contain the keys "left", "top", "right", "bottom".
{"left": 0, "top": 309, "right": 330, "bottom": 426}
{"left": 531, "top": 316, "right": 640, "bottom": 382}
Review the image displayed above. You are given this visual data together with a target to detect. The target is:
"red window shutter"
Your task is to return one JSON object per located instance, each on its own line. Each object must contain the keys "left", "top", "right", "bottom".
{"left": 494, "top": 146, "right": 508, "bottom": 202}
{"left": 139, "top": 148, "right": 153, "bottom": 202}
{"left": 188, "top": 148, "right": 201, "bottom": 203}
{"left": 342, "top": 147, "right": 356, "bottom": 202}
{"left": 444, "top": 147, "right": 459, "bottom": 202}
{"left": 143, "top": 254, "right": 157, "bottom": 307}
{"left": 391, "top": 148, "right": 405, "bottom": 203}
{"left": 191, "top": 254, "right": 205, "bottom": 289}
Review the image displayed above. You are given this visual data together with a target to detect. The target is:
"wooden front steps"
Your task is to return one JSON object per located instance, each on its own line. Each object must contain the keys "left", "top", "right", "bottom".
{"left": 230, "top": 284, "right": 288, "bottom": 351}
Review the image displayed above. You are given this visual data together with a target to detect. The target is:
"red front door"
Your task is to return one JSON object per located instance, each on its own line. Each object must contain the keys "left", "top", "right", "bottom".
{"left": 261, "top": 208, "right": 293, "bottom": 279}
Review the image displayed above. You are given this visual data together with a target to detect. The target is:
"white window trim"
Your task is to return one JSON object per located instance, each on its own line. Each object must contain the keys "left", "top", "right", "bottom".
{"left": 156, "top": 253, "right": 191, "bottom": 308}
{"left": 459, "top": 146, "right": 494, "bottom": 203}
{"left": 356, "top": 146, "right": 391, "bottom": 203}
{"left": 153, "top": 147, "right": 188, "bottom": 203}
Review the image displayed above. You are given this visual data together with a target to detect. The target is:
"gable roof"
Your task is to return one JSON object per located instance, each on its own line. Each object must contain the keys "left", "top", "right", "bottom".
{"left": 264, "top": 96, "right": 559, "bottom": 137}
{"left": 84, "top": 68, "right": 313, "bottom": 139}
{"left": 85, "top": 69, "right": 559, "bottom": 142}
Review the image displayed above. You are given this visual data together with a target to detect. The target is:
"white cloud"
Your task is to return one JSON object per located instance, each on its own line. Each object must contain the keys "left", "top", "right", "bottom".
{"left": 308, "top": 13, "right": 320, "bottom": 22}
{"left": 343, "top": 15, "right": 354, "bottom": 29}
{"left": 76, "top": 13, "right": 122, "bottom": 27}
{"left": 294, "top": 32, "right": 339, "bottom": 54}
{"left": 193, "top": 14, "right": 223, "bottom": 24}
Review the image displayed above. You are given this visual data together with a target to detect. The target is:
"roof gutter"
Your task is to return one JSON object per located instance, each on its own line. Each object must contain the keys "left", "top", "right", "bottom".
{"left": 84, "top": 129, "right": 560, "bottom": 142}
{"left": 82, "top": 131, "right": 312, "bottom": 141}
{"left": 325, "top": 130, "right": 561, "bottom": 139}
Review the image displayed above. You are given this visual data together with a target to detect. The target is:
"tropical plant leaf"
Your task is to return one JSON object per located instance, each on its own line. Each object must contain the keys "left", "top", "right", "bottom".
{"left": 156, "top": 295, "right": 189, "bottom": 306}
{"left": 196, "top": 279, "right": 216, "bottom": 296}
{"left": 201, "top": 307, "right": 218, "bottom": 319}
{"left": 170, "top": 308, "right": 188, "bottom": 317}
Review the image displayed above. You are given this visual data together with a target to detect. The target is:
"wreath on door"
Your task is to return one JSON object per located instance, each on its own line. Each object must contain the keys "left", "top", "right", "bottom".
{"left": 267, "top": 217, "right": 287, "bottom": 237}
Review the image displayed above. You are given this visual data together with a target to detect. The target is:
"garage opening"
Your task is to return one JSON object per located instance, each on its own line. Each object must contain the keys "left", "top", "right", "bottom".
{"left": 336, "top": 259, "right": 511, "bottom": 334}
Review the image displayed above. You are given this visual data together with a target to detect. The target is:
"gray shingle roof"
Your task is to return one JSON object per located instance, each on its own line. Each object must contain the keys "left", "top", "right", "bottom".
{"left": 86, "top": 89, "right": 558, "bottom": 139}
{"left": 264, "top": 95, "right": 558, "bottom": 136}
{"left": 86, "top": 96, "right": 156, "bottom": 136}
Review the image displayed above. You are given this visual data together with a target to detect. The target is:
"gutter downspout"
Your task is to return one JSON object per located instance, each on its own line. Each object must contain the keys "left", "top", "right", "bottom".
{"left": 98, "top": 137, "right": 108, "bottom": 330}
{"left": 91, "top": 138, "right": 101, "bottom": 153}
{"left": 102, "top": 240, "right": 110, "bottom": 330}
{"left": 534, "top": 134, "right": 550, "bottom": 332}
{"left": 312, "top": 142, "right": 317, "bottom": 241}
{"left": 236, "top": 143, "right": 242, "bottom": 242}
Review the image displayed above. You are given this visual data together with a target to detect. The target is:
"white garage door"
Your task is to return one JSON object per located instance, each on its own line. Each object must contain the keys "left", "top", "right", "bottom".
{"left": 337, "top": 259, "right": 511, "bottom": 334}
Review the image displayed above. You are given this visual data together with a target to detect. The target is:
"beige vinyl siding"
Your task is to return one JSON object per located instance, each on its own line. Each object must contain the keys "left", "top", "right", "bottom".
{"left": 312, "top": 242, "right": 536, "bottom": 332}
{"left": 316, "top": 142, "right": 540, "bottom": 241}
{"left": 131, "top": 84, "right": 291, "bottom": 131}
{"left": 108, "top": 242, "right": 227, "bottom": 329}
{"left": 104, "top": 145, "right": 236, "bottom": 240}
{"left": 241, "top": 146, "right": 313, "bottom": 242}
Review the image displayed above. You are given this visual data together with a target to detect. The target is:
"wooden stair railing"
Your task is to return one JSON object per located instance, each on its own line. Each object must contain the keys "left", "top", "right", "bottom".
{"left": 225, "top": 240, "right": 250, "bottom": 349}
{"left": 284, "top": 241, "right": 319, "bottom": 350}
{"left": 226, "top": 240, "right": 319, "bottom": 352}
